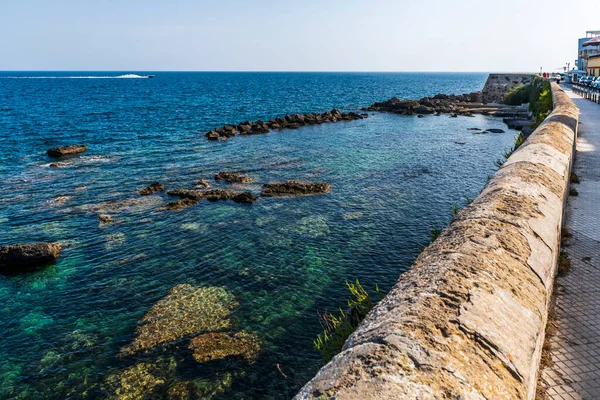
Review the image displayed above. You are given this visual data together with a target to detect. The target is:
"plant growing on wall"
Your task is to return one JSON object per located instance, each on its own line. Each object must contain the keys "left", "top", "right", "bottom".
{"left": 314, "top": 280, "right": 380, "bottom": 363}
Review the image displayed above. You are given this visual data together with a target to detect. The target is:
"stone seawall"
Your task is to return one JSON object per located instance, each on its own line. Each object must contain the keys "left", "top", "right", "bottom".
{"left": 295, "top": 83, "right": 578, "bottom": 400}
{"left": 482, "top": 73, "right": 536, "bottom": 103}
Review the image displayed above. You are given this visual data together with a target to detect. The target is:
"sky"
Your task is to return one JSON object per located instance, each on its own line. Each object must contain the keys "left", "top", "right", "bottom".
{"left": 1, "top": 0, "right": 598, "bottom": 72}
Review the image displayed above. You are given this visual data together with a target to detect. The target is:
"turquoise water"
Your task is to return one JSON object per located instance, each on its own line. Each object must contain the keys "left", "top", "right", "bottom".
{"left": 0, "top": 72, "right": 516, "bottom": 399}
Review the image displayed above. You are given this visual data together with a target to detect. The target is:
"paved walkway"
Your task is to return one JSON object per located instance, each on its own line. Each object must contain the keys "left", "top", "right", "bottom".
{"left": 539, "top": 87, "right": 600, "bottom": 400}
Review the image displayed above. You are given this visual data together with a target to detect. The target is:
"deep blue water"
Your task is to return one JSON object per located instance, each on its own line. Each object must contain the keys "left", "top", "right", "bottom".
{"left": 0, "top": 72, "right": 516, "bottom": 399}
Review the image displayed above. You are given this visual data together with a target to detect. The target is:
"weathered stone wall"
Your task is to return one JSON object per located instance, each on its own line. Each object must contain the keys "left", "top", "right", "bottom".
{"left": 482, "top": 74, "right": 536, "bottom": 103}
{"left": 295, "top": 83, "right": 578, "bottom": 400}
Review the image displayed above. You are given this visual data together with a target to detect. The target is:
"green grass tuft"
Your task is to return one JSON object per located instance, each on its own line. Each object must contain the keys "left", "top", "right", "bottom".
{"left": 570, "top": 172, "right": 580, "bottom": 184}
{"left": 314, "top": 280, "right": 380, "bottom": 364}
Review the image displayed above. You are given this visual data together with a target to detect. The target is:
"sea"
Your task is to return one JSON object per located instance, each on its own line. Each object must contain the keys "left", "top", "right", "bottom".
{"left": 0, "top": 72, "right": 516, "bottom": 399}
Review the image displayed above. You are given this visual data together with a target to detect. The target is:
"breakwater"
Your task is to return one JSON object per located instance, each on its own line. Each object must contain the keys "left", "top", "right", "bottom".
{"left": 482, "top": 73, "right": 535, "bottom": 104}
{"left": 295, "top": 83, "right": 578, "bottom": 399}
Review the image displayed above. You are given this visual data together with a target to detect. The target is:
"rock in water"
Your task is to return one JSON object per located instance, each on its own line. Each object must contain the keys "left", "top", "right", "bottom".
{"left": 487, "top": 128, "right": 505, "bottom": 133}
{"left": 168, "top": 189, "right": 258, "bottom": 203}
{"left": 232, "top": 192, "right": 258, "bottom": 204}
{"left": 140, "top": 182, "right": 166, "bottom": 195}
{"left": 261, "top": 180, "right": 331, "bottom": 197}
{"left": 103, "top": 361, "right": 168, "bottom": 400}
{"left": 98, "top": 214, "right": 115, "bottom": 225}
{"left": 195, "top": 179, "right": 212, "bottom": 188}
{"left": 119, "top": 284, "right": 238, "bottom": 356}
{"left": 0, "top": 243, "right": 61, "bottom": 273}
{"left": 49, "top": 161, "right": 72, "bottom": 168}
{"left": 160, "top": 198, "right": 199, "bottom": 211}
{"left": 189, "top": 332, "right": 261, "bottom": 363}
{"left": 46, "top": 144, "right": 88, "bottom": 158}
{"left": 214, "top": 172, "right": 252, "bottom": 184}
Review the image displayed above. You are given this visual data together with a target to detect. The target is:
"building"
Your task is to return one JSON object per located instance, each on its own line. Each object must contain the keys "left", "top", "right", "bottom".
{"left": 588, "top": 55, "right": 600, "bottom": 77}
{"left": 576, "top": 31, "right": 600, "bottom": 72}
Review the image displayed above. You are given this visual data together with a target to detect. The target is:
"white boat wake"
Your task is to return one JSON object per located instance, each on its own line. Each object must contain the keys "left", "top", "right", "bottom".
{"left": 2, "top": 74, "right": 151, "bottom": 79}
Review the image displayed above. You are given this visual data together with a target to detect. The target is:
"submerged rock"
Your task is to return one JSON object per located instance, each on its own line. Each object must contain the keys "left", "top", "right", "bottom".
{"left": 49, "top": 161, "right": 72, "bottom": 168}
{"left": 160, "top": 198, "right": 199, "bottom": 211}
{"left": 47, "top": 196, "right": 71, "bottom": 207}
{"left": 0, "top": 243, "right": 61, "bottom": 273}
{"left": 214, "top": 172, "right": 252, "bottom": 184}
{"left": 98, "top": 214, "right": 115, "bottom": 225}
{"left": 61, "top": 197, "right": 162, "bottom": 215}
{"left": 232, "top": 192, "right": 258, "bottom": 204}
{"left": 195, "top": 179, "right": 212, "bottom": 189}
{"left": 140, "top": 182, "right": 166, "bottom": 196}
{"left": 46, "top": 144, "right": 88, "bottom": 158}
{"left": 261, "top": 180, "right": 331, "bottom": 197}
{"left": 189, "top": 332, "right": 261, "bottom": 364}
{"left": 119, "top": 284, "right": 238, "bottom": 356}
{"left": 103, "top": 361, "right": 167, "bottom": 400}
{"left": 487, "top": 128, "right": 506, "bottom": 133}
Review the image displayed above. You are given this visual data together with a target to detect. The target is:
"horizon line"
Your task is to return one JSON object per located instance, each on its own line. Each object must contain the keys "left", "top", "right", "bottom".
{"left": 0, "top": 69, "right": 538, "bottom": 74}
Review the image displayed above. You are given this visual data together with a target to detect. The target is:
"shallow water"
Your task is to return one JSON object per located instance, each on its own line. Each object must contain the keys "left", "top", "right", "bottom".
{"left": 0, "top": 72, "right": 516, "bottom": 399}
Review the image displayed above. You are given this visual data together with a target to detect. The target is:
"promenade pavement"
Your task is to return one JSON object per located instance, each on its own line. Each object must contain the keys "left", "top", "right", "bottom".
{"left": 539, "top": 87, "right": 600, "bottom": 400}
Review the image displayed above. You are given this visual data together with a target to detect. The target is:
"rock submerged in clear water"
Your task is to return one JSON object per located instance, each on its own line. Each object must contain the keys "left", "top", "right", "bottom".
{"left": 104, "top": 357, "right": 237, "bottom": 400}
{"left": 160, "top": 198, "right": 199, "bottom": 211}
{"left": 195, "top": 179, "right": 212, "bottom": 188}
{"left": 49, "top": 161, "right": 72, "bottom": 168}
{"left": 119, "top": 284, "right": 238, "bottom": 356}
{"left": 139, "top": 182, "right": 166, "bottom": 196}
{"left": 189, "top": 331, "right": 261, "bottom": 364}
{"left": 261, "top": 180, "right": 331, "bottom": 197}
{"left": 46, "top": 144, "right": 88, "bottom": 158}
{"left": 214, "top": 172, "right": 252, "bottom": 184}
{"left": 0, "top": 243, "right": 61, "bottom": 274}
{"left": 104, "top": 361, "right": 167, "bottom": 400}
{"left": 98, "top": 214, "right": 116, "bottom": 225}
{"left": 111, "top": 283, "right": 258, "bottom": 399}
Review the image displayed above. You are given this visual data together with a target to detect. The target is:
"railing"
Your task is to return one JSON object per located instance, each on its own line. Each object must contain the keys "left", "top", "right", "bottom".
{"left": 572, "top": 80, "right": 600, "bottom": 103}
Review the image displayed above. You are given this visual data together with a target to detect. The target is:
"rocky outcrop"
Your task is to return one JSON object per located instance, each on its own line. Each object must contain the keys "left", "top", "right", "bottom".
{"left": 140, "top": 182, "right": 166, "bottom": 195}
{"left": 160, "top": 198, "right": 199, "bottom": 211}
{"left": 168, "top": 189, "right": 258, "bottom": 204}
{"left": 214, "top": 172, "right": 252, "bottom": 184}
{"left": 0, "top": 243, "right": 62, "bottom": 273}
{"left": 295, "top": 84, "right": 578, "bottom": 400}
{"left": 261, "top": 180, "right": 331, "bottom": 197}
{"left": 204, "top": 109, "right": 367, "bottom": 141}
{"left": 46, "top": 144, "right": 88, "bottom": 158}
{"left": 367, "top": 92, "right": 485, "bottom": 116}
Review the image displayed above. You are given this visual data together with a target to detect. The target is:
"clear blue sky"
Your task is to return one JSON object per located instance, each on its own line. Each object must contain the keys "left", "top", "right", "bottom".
{"left": 1, "top": 0, "right": 597, "bottom": 72}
